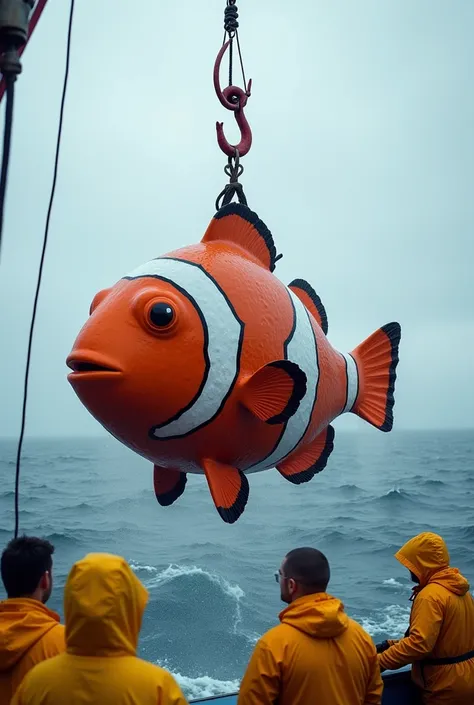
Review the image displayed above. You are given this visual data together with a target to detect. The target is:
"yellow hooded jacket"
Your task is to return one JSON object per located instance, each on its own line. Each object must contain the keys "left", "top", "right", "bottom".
{"left": 0, "top": 598, "right": 65, "bottom": 705}
{"left": 238, "top": 592, "right": 383, "bottom": 705}
{"left": 379, "top": 532, "right": 474, "bottom": 704}
{"left": 11, "top": 553, "right": 188, "bottom": 705}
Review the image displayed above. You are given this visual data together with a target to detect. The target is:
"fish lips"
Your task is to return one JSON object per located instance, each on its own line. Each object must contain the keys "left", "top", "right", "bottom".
{"left": 66, "top": 351, "right": 123, "bottom": 383}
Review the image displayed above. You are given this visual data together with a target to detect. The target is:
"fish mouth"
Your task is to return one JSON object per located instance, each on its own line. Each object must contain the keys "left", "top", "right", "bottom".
{"left": 66, "top": 352, "right": 122, "bottom": 380}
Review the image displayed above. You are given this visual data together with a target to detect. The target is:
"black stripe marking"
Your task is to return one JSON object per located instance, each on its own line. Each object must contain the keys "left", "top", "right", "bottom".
{"left": 342, "top": 353, "right": 349, "bottom": 414}
{"left": 284, "top": 292, "right": 298, "bottom": 356}
{"left": 125, "top": 257, "right": 245, "bottom": 441}
{"left": 123, "top": 273, "right": 210, "bottom": 433}
{"left": 275, "top": 307, "right": 320, "bottom": 466}
{"left": 347, "top": 352, "right": 359, "bottom": 412}
{"left": 246, "top": 290, "right": 297, "bottom": 469}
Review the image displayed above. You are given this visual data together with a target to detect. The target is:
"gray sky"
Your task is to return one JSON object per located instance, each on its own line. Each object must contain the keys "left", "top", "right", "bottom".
{"left": 0, "top": 0, "right": 472, "bottom": 437}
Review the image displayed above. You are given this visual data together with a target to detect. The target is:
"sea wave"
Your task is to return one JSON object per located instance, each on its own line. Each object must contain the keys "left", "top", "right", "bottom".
{"left": 359, "top": 604, "right": 411, "bottom": 638}
{"left": 1, "top": 432, "right": 470, "bottom": 693}
{"left": 42, "top": 531, "right": 82, "bottom": 547}
{"left": 161, "top": 599, "right": 413, "bottom": 699}
{"left": 378, "top": 488, "right": 415, "bottom": 502}
{"left": 132, "top": 563, "right": 246, "bottom": 636}
{"left": 336, "top": 484, "right": 367, "bottom": 496}
{"left": 156, "top": 661, "right": 240, "bottom": 701}
{"left": 453, "top": 525, "right": 474, "bottom": 541}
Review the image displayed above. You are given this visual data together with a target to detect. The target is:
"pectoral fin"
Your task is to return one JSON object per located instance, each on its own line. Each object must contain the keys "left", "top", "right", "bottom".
{"left": 202, "top": 459, "right": 249, "bottom": 524}
{"left": 240, "top": 360, "right": 307, "bottom": 424}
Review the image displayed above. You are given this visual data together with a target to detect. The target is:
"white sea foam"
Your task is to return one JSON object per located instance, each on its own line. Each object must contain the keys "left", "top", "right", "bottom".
{"left": 386, "top": 486, "right": 402, "bottom": 495}
{"left": 382, "top": 578, "right": 404, "bottom": 588}
{"left": 359, "top": 604, "right": 411, "bottom": 638}
{"left": 170, "top": 671, "right": 240, "bottom": 700}
{"left": 155, "top": 657, "right": 240, "bottom": 700}
{"left": 129, "top": 561, "right": 158, "bottom": 573}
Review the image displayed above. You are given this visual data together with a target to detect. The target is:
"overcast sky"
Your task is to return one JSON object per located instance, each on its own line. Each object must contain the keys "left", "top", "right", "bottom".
{"left": 0, "top": 0, "right": 472, "bottom": 438}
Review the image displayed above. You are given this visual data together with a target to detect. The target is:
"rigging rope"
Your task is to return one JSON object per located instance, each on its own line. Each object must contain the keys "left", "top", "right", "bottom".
{"left": 0, "top": 73, "right": 15, "bottom": 260}
{"left": 215, "top": 0, "right": 251, "bottom": 210}
{"left": 223, "top": 0, "right": 247, "bottom": 91}
{"left": 14, "top": 0, "right": 75, "bottom": 538}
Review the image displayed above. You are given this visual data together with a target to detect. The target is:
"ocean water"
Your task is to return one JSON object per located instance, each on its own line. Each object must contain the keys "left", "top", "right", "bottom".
{"left": 0, "top": 430, "right": 473, "bottom": 701}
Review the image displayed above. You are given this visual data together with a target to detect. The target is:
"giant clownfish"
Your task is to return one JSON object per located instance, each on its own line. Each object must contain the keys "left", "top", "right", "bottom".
{"left": 67, "top": 203, "right": 401, "bottom": 523}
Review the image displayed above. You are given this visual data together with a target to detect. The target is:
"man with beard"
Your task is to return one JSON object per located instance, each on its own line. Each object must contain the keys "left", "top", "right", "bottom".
{"left": 377, "top": 532, "right": 474, "bottom": 704}
{"left": 0, "top": 536, "right": 65, "bottom": 703}
{"left": 238, "top": 547, "right": 383, "bottom": 705}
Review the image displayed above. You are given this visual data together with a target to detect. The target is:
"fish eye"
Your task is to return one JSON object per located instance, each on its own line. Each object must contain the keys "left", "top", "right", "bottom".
{"left": 149, "top": 302, "right": 175, "bottom": 328}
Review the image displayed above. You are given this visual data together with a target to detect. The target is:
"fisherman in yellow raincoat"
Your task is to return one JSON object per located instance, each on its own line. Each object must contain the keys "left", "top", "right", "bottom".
{"left": 377, "top": 532, "right": 474, "bottom": 704}
{"left": 238, "top": 547, "right": 383, "bottom": 705}
{"left": 0, "top": 537, "right": 66, "bottom": 704}
{"left": 11, "top": 552, "right": 188, "bottom": 705}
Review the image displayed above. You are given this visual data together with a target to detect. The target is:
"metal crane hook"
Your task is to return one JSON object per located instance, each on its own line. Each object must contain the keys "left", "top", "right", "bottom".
{"left": 213, "top": 39, "right": 252, "bottom": 157}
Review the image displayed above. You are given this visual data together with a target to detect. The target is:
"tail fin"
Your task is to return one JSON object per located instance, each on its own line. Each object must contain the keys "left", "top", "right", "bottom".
{"left": 349, "top": 322, "right": 401, "bottom": 432}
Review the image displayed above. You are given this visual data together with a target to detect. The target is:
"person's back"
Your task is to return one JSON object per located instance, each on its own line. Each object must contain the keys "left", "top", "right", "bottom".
{"left": 0, "top": 536, "right": 65, "bottom": 704}
{"left": 378, "top": 532, "right": 474, "bottom": 704}
{"left": 11, "top": 552, "right": 188, "bottom": 705}
{"left": 238, "top": 547, "right": 382, "bottom": 705}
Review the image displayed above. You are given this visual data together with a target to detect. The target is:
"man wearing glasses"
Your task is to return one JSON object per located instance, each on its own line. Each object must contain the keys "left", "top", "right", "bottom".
{"left": 238, "top": 547, "right": 382, "bottom": 705}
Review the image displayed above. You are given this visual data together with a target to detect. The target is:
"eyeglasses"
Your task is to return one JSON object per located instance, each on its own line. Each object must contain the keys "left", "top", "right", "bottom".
{"left": 275, "top": 571, "right": 289, "bottom": 583}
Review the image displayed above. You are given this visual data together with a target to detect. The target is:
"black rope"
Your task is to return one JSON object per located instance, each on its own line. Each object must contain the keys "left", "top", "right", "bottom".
{"left": 215, "top": 151, "right": 248, "bottom": 210}
{"left": 235, "top": 31, "right": 247, "bottom": 92}
{"left": 222, "top": 1, "right": 248, "bottom": 92}
{"left": 228, "top": 34, "right": 233, "bottom": 86}
{"left": 14, "top": 0, "right": 75, "bottom": 539}
{"left": 224, "top": 1, "right": 239, "bottom": 35}
{"left": 0, "top": 72, "right": 17, "bottom": 262}
{"left": 224, "top": 1, "right": 238, "bottom": 86}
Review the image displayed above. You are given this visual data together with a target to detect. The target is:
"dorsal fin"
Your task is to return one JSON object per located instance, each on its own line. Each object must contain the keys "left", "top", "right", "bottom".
{"left": 201, "top": 203, "right": 278, "bottom": 272}
{"left": 289, "top": 278, "right": 328, "bottom": 335}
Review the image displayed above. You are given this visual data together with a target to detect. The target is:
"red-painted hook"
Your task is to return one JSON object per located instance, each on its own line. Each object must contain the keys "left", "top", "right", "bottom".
{"left": 214, "top": 39, "right": 252, "bottom": 157}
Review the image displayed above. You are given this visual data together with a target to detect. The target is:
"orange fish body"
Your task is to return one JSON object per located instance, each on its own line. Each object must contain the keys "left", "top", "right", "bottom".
{"left": 67, "top": 204, "right": 401, "bottom": 523}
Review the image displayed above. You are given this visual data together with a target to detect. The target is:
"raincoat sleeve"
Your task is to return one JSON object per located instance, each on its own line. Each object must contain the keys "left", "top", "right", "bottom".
{"left": 378, "top": 594, "right": 444, "bottom": 671}
{"left": 237, "top": 638, "right": 280, "bottom": 705}
{"left": 365, "top": 648, "right": 384, "bottom": 704}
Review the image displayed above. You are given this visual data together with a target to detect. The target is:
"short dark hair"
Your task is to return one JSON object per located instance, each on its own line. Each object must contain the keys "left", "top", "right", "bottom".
{"left": 1, "top": 536, "right": 54, "bottom": 598}
{"left": 284, "top": 547, "right": 330, "bottom": 592}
